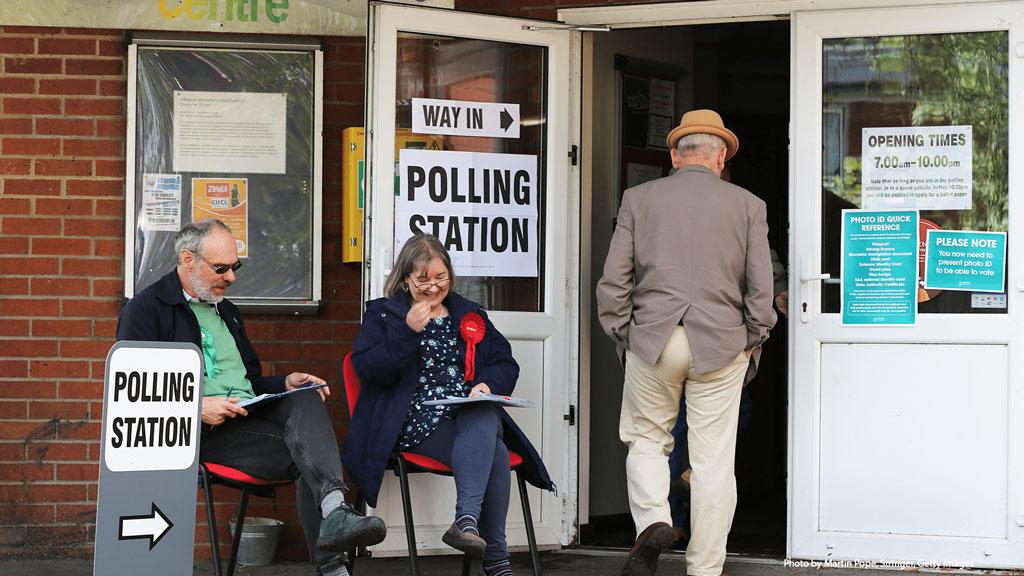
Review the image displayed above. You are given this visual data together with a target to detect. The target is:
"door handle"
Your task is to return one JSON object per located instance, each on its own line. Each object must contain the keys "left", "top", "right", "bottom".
{"left": 799, "top": 255, "right": 831, "bottom": 324}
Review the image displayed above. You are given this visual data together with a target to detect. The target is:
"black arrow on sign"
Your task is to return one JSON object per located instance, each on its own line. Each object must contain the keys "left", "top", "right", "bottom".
{"left": 501, "top": 108, "right": 514, "bottom": 132}
{"left": 118, "top": 502, "right": 173, "bottom": 550}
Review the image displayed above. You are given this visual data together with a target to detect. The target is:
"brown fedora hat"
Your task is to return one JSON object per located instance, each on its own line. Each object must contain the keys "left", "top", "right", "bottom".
{"left": 665, "top": 109, "right": 739, "bottom": 160}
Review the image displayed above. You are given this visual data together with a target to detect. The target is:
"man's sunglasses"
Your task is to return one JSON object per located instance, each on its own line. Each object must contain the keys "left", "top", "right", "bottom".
{"left": 191, "top": 251, "right": 243, "bottom": 275}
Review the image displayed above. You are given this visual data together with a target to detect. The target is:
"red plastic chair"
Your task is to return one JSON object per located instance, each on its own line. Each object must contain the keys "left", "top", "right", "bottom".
{"left": 342, "top": 352, "right": 542, "bottom": 576}
{"left": 198, "top": 461, "right": 293, "bottom": 576}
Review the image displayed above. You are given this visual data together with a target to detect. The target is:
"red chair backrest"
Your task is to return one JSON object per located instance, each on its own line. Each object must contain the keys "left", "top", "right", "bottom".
{"left": 342, "top": 352, "right": 360, "bottom": 419}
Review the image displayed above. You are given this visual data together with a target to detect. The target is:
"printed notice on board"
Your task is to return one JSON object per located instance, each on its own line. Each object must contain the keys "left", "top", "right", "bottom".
{"left": 173, "top": 91, "right": 287, "bottom": 174}
{"left": 140, "top": 173, "right": 181, "bottom": 232}
{"left": 397, "top": 149, "right": 537, "bottom": 277}
{"left": 841, "top": 209, "right": 919, "bottom": 326}
{"left": 191, "top": 178, "right": 249, "bottom": 257}
{"left": 924, "top": 229, "right": 1006, "bottom": 293}
{"left": 861, "top": 125, "right": 972, "bottom": 210}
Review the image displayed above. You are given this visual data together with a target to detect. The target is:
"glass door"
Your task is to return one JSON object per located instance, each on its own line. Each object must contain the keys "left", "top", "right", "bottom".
{"left": 365, "top": 2, "right": 577, "bottom": 554}
{"left": 791, "top": 2, "right": 1023, "bottom": 565}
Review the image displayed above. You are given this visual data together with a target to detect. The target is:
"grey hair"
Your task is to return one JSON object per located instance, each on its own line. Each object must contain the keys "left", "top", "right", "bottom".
{"left": 384, "top": 234, "right": 455, "bottom": 298}
{"left": 676, "top": 133, "right": 726, "bottom": 157}
{"left": 173, "top": 219, "right": 232, "bottom": 261}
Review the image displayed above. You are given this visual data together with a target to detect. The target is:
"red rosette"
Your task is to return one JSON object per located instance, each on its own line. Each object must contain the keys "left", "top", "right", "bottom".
{"left": 460, "top": 312, "right": 486, "bottom": 382}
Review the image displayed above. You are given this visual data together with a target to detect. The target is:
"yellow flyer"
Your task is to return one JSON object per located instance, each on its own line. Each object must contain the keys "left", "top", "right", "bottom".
{"left": 191, "top": 178, "right": 249, "bottom": 257}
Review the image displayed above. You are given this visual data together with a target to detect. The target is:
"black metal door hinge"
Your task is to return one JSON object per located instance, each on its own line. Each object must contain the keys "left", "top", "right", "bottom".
{"left": 564, "top": 405, "right": 576, "bottom": 426}
{"left": 569, "top": 145, "right": 578, "bottom": 166}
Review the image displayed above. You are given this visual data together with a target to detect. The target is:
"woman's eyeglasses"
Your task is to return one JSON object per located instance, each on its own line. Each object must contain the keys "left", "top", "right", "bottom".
{"left": 408, "top": 276, "right": 450, "bottom": 292}
{"left": 191, "top": 250, "right": 243, "bottom": 275}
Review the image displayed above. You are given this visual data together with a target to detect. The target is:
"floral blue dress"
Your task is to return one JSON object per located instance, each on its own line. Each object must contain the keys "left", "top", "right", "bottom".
{"left": 396, "top": 316, "right": 469, "bottom": 450}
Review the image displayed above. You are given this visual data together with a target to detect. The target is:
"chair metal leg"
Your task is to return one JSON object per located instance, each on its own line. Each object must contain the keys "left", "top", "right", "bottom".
{"left": 395, "top": 458, "right": 421, "bottom": 576}
{"left": 517, "top": 470, "right": 542, "bottom": 576}
{"left": 346, "top": 494, "right": 367, "bottom": 576}
{"left": 200, "top": 466, "right": 223, "bottom": 576}
{"left": 226, "top": 487, "right": 251, "bottom": 576}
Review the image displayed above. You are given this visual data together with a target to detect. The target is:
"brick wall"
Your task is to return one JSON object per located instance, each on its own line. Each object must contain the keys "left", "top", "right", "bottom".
{"left": 0, "top": 26, "right": 366, "bottom": 560}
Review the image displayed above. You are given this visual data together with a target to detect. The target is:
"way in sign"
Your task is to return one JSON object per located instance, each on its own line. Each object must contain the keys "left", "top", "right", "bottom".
{"left": 412, "top": 98, "right": 520, "bottom": 138}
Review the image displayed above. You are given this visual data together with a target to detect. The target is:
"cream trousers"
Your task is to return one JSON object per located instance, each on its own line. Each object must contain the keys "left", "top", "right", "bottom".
{"left": 619, "top": 326, "right": 747, "bottom": 576}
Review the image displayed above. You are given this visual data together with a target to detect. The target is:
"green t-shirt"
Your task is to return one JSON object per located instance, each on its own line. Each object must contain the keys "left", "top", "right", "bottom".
{"left": 189, "top": 301, "right": 255, "bottom": 399}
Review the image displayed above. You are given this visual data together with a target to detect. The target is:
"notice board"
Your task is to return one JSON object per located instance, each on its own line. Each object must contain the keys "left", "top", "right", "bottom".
{"left": 125, "top": 34, "right": 323, "bottom": 312}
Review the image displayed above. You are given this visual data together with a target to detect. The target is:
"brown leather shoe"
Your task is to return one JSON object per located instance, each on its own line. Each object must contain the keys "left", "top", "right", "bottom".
{"left": 621, "top": 522, "right": 675, "bottom": 576}
{"left": 441, "top": 521, "right": 487, "bottom": 557}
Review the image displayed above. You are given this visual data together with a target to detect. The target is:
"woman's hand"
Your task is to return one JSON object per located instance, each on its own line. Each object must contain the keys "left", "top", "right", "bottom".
{"left": 286, "top": 372, "right": 329, "bottom": 401}
{"left": 202, "top": 396, "right": 247, "bottom": 426}
{"left": 406, "top": 300, "right": 434, "bottom": 333}
{"left": 469, "top": 383, "right": 491, "bottom": 397}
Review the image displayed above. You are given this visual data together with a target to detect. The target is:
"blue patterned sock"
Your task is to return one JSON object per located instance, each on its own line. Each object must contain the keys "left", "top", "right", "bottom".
{"left": 483, "top": 557, "right": 513, "bottom": 576}
{"left": 456, "top": 514, "right": 479, "bottom": 535}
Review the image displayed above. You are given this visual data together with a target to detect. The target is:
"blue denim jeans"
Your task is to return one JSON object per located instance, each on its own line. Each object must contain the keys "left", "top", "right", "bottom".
{"left": 200, "top": 391, "right": 347, "bottom": 569}
{"left": 407, "top": 402, "right": 511, "bottom": 562}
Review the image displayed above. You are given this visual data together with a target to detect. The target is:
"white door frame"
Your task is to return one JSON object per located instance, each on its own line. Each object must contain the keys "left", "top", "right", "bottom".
{"left": 561, "top": 0, "right": 1022, "bottom": 560}
{"left": 364, "top": 1, "right": 581, "bottom": 552}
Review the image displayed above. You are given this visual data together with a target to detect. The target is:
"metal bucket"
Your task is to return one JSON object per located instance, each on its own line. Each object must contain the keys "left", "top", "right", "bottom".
{"left": 228, "top": 517, "right": 285, "bottom": 566}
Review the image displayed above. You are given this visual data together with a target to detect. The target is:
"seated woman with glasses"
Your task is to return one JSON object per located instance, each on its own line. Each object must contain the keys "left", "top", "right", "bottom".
{"left": 343, "top": 234, "right": 553, "bottom": 576}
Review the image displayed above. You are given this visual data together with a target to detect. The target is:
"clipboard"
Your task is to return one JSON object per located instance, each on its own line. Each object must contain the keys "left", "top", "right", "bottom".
{"left": 422, "top": 393, "right": 534, "bottom": 408}
{"left": 237, "top": 383, "right": 327, "bottom": 409}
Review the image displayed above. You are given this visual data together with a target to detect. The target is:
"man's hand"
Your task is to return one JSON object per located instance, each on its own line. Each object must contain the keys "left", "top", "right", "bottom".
{"left": 469, "top": 383, "right": 491, "bottom": 397}
{"left": 775, "top": 290, "right": 789, "bottom": 317}
{"left": 406, "top": 300, "right": 434, "bottom": 333}
{"left": 202, "top": 396, "right": 247, "bottom": 426}
{"left": 286, "top": 372, "right": 329, "bottom": 401}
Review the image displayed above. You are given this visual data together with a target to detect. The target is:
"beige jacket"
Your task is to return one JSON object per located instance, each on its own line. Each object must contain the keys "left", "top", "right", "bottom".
{"left": 596, "top": 164, "right": 776, "bottom": 380}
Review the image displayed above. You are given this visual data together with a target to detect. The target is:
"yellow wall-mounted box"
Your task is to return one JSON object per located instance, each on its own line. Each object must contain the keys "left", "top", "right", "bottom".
{"left": 341, "top": 128, "right": 443, "bottom": 262}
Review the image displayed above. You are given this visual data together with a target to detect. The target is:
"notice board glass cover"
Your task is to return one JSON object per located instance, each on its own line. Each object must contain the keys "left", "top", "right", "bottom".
{"left": 126, "top": 36, "right": 322, "bottom": 311}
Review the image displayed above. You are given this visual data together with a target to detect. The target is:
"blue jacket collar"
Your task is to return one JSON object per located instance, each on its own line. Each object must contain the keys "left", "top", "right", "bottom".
{"left": 156, "top": 269, "right": 189, "bottom": 307}
{"left": 380, "top": 290, "right": 481, "bottom": 321}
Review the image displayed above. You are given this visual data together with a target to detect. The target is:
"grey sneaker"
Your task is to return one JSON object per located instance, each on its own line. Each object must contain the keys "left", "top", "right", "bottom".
{"left": 317, "top": 503, "right": 387, "bottom": 552}
{"left": 441, "top": 521, "right": 487, "bottom": 557}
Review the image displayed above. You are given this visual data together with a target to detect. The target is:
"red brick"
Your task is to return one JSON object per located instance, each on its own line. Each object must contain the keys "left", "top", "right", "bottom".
{"left": 0, "top": 77, "right": 35, "bottom": 94}
{"left": 2, "top": 217, "right": 61, "bottom": 235}
{"left": 0, "top": 198, "right": 31, "bottom": 214}
{"left": 38, "top": 78, "right": 96, "bottom": 96}
{"left": 3, "top": 97, "right": 61, "bottom": 115}
{"left": 4, "top": 57, "right": 61, "bottom": 75}
{"left": 65, "top": 97, "right": 123, "bottom": 116}
{"left": 66, "top": 178, "right": 121, "bottom": 196}
{"left": 61, "top": 258, "right": 120, "bottom": 277}
{"left": 98, "top": 79, "right": 124, "bottom": 96}
{"left": 64, "top": 58, "right": 122, "bottom": 76}
{"left": 95, "top": 119, "right": 124, "bottom": 137}
{"left": 91, "top": 278, "right": 122, "bottom": 298}
{"left": 0, "top": 298, "right": 60, "bottom": 317}
{"left": 1, "top": 381, "right": 56, "bottom": 400}
{"left": 94, "top": 159, "right": 124, "bottom": 177}
{"left": 0, "top": 257, "right": 59, "bottom": 275}
{"left": 35, "top": 118, "right": 93, "bottom": 136}
{"left": 60, "top": 297, "right": 121, "bottom": 317}
{"left": 33, "top": 319, "right": 90, "bottom": 338}
{"left": 56, "top": 420, "right": 101, "bottom": 441}
{"left": 0, "top": 276, "right": 29, "bottom": 293}
{"left": 0, "top": 318, "right": 29, "bottom": 336}
{"left": 0, "top": 422, "right": 57, "bottom": 443}
{"left": 25, "top": 484, "right": 88, "bottom": 503}
{"left": 93, "top": 319, "right": 117, "bottom": 338}
{"left": 0, "top": 236, "right": 29, "bottom": 254}
{"left": 0, "top": 117, "right": 33, "bottom": 134}
{"left": 34, "top": 159, "right": 92, "bottom": 177}
{"left": 31, "top": 237, "right": 90, "bottom": 256}
{"left": 3, "top": 178, "right": 61, "bottom": 195}
{"left": 60, "top": 340, "right": 114, "bottom": 359}
{"left": 97, "top": 40, "right": 123, "bottom": 58}
{"left": 0, "top": 360, "right": 28, "bottom": 377}
{"left": 37, "top": 38, "right": 96, "bottom": 56}
{"left": 62, "top": 138, "right": 121, "bottom": 157}
{"left": 93, "top": 239, "right": 122, "bottom": 257}
{"left": 35, "top": 198, "right": 92, "bottom": 215}
{"left": 56, "top": 504, "right": 96, "bottom": 523}
{"left": 58, "top": 381, "right": 101, "bottom": 400}
{"left": 0, "top": 37, "right": 35, "bottom": 54}
{"left": 0, "top": 505, "right": 54, "bottom": 524}
{"left": 1, "top": 26, "right": 60, "bottom": 35}
{"left": 0, "top": 401, "right": 26, "bottom": 420}
{"left": 55, "top": 463, "right": 98, "bottom": 482}
{"left": 94, "top": 199, "right": 123, "bottom": 217}
{"left": 28, "top": 399, "right": 90, "bottom": 419}
{"left": 3, "top": 137, "right": 60, "bottom": 155}
{"left": 30, "top": 277, "right": 90, "bottom": 296}
{"left": 0, "top": 158, "right": 31, "bottom": 175}
{"left": 65, "top": 219, "right": 121, "bottom": 237}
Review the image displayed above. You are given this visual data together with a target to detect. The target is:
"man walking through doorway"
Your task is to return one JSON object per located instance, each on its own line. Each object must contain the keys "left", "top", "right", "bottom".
{"left": 597, "top": 109, "right": 776, "bottom": 576}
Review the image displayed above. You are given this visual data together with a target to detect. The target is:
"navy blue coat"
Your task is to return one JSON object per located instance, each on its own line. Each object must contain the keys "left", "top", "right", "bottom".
{"left": 343, "top": 291, "right": 554, "bottom": 507}
{"left": 115, "top": 269, "right": 286, "bottom": 396}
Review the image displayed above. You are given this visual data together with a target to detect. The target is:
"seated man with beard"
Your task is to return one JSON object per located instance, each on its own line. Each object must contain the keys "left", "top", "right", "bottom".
{"left": 116, "top": 219, "right": 385, "bottom": 576}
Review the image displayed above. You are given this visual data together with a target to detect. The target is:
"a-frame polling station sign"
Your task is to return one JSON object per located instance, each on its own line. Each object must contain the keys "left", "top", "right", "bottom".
{"left": 94, "top": 341, "right": 203, "bottom": 576}
{"left": 412, "top": 97, "right": 520, "bottom": 139}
